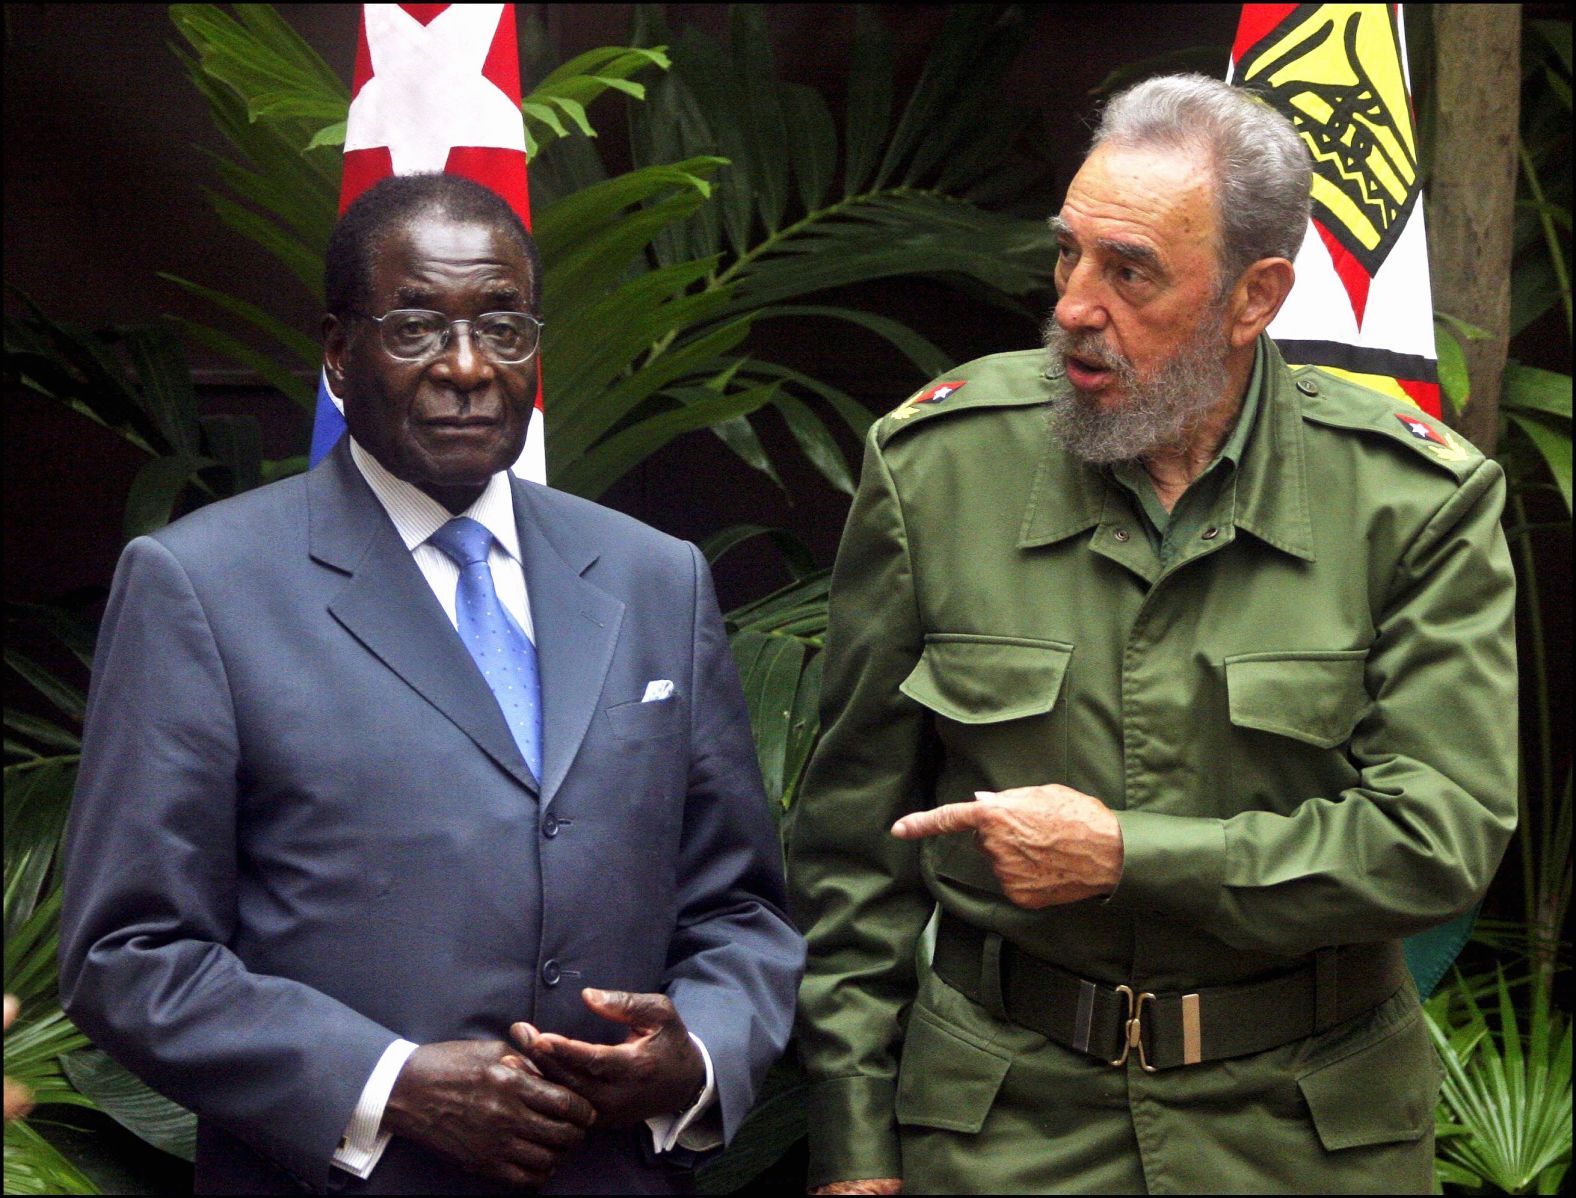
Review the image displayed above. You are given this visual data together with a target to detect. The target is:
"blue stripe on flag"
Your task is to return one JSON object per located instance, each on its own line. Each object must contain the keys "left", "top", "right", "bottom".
{"left": 309, "top": 370, "right": 347, "bottom": 467}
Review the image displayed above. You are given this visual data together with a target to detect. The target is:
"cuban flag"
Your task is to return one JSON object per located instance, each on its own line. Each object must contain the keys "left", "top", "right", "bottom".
{"left": 309, "top": 2, "right": 544, "bottom": 482}
{"left": 1228, "top": 3, "right": 1442, "bottom": 416}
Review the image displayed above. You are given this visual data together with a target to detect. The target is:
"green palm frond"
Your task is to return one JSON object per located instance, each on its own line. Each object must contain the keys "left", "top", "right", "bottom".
{"left": 587, "top": 3, "right": 1057, "bottom": 496}
{"left": 3, "top": 1120, "right": 101, "bottom": 1196}
{"left": 3, "top": 302, "right": 277, "bottom": 538}
{"left": 1426, "top": 969, "right": 1573, "bottom": 1194}
{"left": 721, "top": 571, "right": 832, "bottom": 814}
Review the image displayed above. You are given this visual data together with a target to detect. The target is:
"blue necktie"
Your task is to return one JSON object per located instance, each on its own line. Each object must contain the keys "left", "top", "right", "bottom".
{"left": 429, "top": 517, "right": 543, "bottom": 783}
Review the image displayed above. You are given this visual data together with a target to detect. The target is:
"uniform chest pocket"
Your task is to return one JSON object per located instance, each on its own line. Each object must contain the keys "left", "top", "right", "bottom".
{"left": 900, "top": 635, "right": 1073, "bottom": 725}
{"left": 1224, "top": 650, "right": 1368, "bottom": 814}
{"left": 902, "top": 637, "right": 1073, "bottom": 894}
{"left": 1225, "top": 650, "right": 1369, "bottom": 749}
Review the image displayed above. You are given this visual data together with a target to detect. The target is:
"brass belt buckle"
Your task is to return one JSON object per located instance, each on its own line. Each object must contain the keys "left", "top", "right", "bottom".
{"left": 1110, "top": 985, "right": 1158, "bottom": 1072}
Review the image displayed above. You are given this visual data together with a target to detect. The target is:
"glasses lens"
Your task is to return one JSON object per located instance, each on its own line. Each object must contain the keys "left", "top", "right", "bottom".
{"left": 380, "top": 310, "right": 447, "bottom": 360}
{"left": 473, "top": 313, "right": 540, "bottom": 363}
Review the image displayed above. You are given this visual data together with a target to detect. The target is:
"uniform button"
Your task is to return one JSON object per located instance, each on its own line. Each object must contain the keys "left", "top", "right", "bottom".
{"left": 1297, "top": 378, "right": 1319, "bottom": 395}
{"left": 1112, "top": 527, "right": 1130, "bottom": 542}
{"left": 541, "top": 959, "right": 561, "bottom": 987}
{"left": 542, "top": 814, "right": 560, "bottom": 838}
{"left": 1201, "top": 526, "right": 1220, "bottom": 540}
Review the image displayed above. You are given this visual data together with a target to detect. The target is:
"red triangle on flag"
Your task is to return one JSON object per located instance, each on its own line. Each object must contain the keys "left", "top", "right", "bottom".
{"left": 398, "top": 4, "right": 449, "bottom": 27}
{"left": 1231, "top": 3, "right": 1299, "bottom": 64}
{"left": 1312, "top": 218, "right": 1374, "bottom": 331}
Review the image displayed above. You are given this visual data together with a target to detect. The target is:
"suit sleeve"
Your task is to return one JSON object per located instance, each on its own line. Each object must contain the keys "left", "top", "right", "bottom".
{"left": 1106, "top": 457, "right": 1520, "bottom": 954}
{"left": 660, "top": 542, "right": 805, "bottom": 1145}
{"left": 58, "top": 536, "right": 399, "bottom": 1192}
{"left": 787, "top": 427, "right": 936, "bottom": 1186}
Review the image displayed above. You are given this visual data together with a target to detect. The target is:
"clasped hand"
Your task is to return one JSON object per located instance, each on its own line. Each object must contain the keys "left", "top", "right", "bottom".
{"left": 510, "top": 988, "right": 706, "bottom": 1127}
{"left": 891, "top": 784, "right": 1124, "bottom": 907}
{"left": 387, "top": 988, "right": 703, "bottom": 1188}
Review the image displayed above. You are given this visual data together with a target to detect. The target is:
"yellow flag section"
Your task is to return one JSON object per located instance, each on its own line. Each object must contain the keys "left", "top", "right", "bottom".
{"left": 1228, "top": 4, "right": 1441, "bottom": 415}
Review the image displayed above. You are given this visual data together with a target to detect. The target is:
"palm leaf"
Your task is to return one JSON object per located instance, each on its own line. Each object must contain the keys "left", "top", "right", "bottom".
{"left": 59, "top": 1053, "right": 196, "bottom": 1164}
{"left": 4, "top": 1119, "right": 102, "bottom": 1196}
{"left": 1427, "top": 969, "right": 1574, "bottom": 1193}
{"left": 699, "top": 524, "right": 817, "bottom": 579}
{"left": 555, "top": 378, "right": 780, "bottom": 499}
{"left": 842, "top": 7, "right": 894, "bottom": 197}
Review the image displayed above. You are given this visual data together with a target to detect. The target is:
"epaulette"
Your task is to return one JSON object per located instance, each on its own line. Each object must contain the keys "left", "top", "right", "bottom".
{"left": 877, "top": 349, "right": 1056, "bottom": 447}
{"left": 1292, "top": 365, "right": 1483, "bottom": 481}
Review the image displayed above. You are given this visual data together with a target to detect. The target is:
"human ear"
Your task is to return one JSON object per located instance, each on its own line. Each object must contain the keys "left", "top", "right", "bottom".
{"left": 1226, "top": 258, "right": 1295, "bottom": 349}
{"left": 322, "top": 313, "right": 350, "bottom": 393}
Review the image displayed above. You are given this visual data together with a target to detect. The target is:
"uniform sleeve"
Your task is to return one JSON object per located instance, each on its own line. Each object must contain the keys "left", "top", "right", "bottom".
{"left": 1106, "top": 457, "right": 1519, "bottom": 955}
{"left": 57, "top": 536, "right": 400, "bottom": 1191}
{"left": 787, "top": 428, "right": 936, "bottom": 1186}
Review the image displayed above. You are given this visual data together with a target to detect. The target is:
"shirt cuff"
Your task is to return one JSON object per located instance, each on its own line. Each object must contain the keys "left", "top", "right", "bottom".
{"left": 1103, "top": 809, "right": 1227, "bottom": 924}
{"left": 332, "top": 1038, "right": 419, "bottom": 1179}
{"left": 646, "top": 1032, "right": 721, "bottom": 1153}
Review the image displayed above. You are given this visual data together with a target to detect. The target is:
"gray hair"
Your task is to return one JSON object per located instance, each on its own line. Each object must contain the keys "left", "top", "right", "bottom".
{"left": 1092, "top": 74, "right": 1311, "bottom": 290}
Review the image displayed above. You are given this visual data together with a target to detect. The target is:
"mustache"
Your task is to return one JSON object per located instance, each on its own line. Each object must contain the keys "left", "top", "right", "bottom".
{"left": 1043, "top": 323, "right": 1131, "bottom": 374}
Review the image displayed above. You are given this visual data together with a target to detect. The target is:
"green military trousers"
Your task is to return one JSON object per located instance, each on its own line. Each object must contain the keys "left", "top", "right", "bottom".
{"left": 893, "top": 961, "right": 1438, "bottom": 1194}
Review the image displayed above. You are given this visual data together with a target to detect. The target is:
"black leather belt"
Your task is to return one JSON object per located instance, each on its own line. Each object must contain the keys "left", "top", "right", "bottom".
{"left": 932, "top": 913, "right": 1408, "bottom": 1072}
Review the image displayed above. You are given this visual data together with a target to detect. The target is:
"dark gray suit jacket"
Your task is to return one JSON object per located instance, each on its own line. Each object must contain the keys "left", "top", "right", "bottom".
{"left": 58, "top": 442, "right": 803, "bottom": 1194}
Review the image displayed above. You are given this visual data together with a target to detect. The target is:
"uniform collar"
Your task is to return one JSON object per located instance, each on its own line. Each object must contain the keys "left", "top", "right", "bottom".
{"left": 1232, "top": 337, "right": 1315, "bottom": 561}
{"left": 1018, "top": 334, "right": 1314, "bottom": 560}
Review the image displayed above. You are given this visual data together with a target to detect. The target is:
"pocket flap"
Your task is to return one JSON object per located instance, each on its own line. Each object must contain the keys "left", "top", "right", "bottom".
{"left": 900, "top": 637, "right": 1073, "bottom": 725}
{"left": 605, "top": 696, "right": 682, "bottom": 741}
{"left": 895, "top": 1006, "right": 1011, "bottom": 1133}
{"left": 1225, "top": 651, "right": 1368, "bottom": 749}
{"left": 1297, "top": 1009, "right": 1436, "bottom": 1150}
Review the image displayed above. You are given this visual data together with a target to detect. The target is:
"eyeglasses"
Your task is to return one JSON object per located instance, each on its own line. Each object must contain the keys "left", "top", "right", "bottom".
{"left": 348, "top": 308, "right": 545, "bottom": 364}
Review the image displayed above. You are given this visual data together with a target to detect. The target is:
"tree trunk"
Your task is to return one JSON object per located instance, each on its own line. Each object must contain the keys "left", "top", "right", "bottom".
{"left": 1427, "top": 4, "right": 1521, "bottom": 454}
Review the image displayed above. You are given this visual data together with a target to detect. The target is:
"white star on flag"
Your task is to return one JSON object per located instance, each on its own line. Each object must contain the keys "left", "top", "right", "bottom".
{"left": 346, "top": 4, "right": 525, "bottom": 173}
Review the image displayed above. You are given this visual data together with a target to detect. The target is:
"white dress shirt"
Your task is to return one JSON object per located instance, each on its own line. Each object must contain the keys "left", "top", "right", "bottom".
{"left": 331, "top": 440, "right": 718, "bottom": 1179}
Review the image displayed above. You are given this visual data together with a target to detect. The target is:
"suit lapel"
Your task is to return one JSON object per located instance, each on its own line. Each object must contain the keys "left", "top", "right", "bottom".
{"left": 308, "top": 444, "right": 538, "bottom": 795}
{"left": 511, "top": 479, "right": 624, "bottom": 811}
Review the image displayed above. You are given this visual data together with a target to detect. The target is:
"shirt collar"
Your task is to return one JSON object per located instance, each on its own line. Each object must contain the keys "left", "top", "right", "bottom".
{"left": 1019, "top": 335, "right": 1310, "bottom": 558}
{"left": 1215, "top": 337, "right": 1263, "bottom": 469}
{"left": 348, "top": 437, "right": 522, "bottom": 564}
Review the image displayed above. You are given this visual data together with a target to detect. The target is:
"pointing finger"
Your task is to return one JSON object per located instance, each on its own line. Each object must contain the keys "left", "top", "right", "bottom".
{"left": 891, "top": 802, "right": 988, "bottom": 840}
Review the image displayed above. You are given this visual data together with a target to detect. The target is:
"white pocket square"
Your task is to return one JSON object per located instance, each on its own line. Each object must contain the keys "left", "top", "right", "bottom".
{"left": 642, "top": 679, "right": 675, "bottom": 703}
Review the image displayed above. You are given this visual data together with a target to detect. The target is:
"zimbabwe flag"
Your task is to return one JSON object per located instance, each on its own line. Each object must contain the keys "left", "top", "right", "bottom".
{"left": 1228, "top": 4, "right": 1442, "bottom": 416}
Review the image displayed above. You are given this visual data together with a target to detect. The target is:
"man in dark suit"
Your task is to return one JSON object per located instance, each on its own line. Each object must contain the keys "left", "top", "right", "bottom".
{"left": 58, "top": 173, "right": 803, "bottom": 1194}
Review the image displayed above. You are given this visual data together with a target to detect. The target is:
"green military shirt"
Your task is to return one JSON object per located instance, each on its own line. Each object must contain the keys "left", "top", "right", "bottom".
{"left": 788, "top": 336, "right": 1517, "bottom": 1193}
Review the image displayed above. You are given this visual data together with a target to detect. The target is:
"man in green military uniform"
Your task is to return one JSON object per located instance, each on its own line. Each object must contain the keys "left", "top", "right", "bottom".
{"left": 789, "top": 75, "right": 1517, "bottom": 1194}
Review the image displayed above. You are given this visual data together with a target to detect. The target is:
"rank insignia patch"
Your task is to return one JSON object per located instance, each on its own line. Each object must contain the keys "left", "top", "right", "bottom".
{"left": 1394, "top": 412, "right": 1468, "bottom": 460}
{"left": 889, "top": 380, "right": 966, "bottom": 421}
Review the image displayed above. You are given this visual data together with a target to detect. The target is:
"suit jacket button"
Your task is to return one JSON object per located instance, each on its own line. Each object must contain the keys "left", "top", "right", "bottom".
{"left": 542, "top": 814, "right": 560, "bottom": 838}
{"left": 541, "top": 959, "right": 561, "bottom": 986}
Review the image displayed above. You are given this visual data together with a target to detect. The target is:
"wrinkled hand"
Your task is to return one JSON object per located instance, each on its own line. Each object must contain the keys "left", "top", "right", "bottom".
{"left": 4, "top": 995, "right": 33, "bottom": 1122}
{"left": 382, "top": 1039, "right": 595, "bottom": 1189}
{"left": 512, "top": 989, "right": 705, "bottom": 1127}
{"left": 811, "top": 1179, "right": 903, "bottom": 1194}
{"left": 891, "top": 785, "right": 1123, "bottom": 907}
